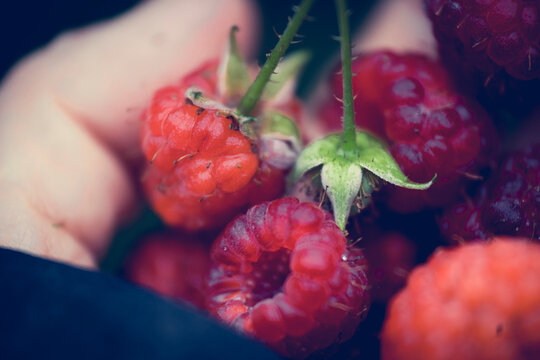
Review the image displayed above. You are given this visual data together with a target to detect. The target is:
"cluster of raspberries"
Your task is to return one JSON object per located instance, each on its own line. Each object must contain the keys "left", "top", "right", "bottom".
{"left": 123, "top": 1, "right": 540, "bottom": 359}
{"left": 137, "top": 54, "right": 372, "bottom": 357}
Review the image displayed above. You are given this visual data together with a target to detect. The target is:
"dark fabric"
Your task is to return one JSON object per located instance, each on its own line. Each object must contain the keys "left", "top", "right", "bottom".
{"left": 0, "top": 247, "right": 282, "bottom": 360}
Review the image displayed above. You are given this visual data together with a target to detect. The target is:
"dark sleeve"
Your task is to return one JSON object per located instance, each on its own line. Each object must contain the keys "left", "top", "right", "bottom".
{"left": 0, "top": 247, "right": 282, "bottom": 360}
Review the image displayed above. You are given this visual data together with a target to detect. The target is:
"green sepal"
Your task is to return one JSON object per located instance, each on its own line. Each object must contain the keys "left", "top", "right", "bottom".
{"left": 354, "top": 130, "right": 435, "bottom": 189}
{"left": 185, "top": 86, "right": 257, "bottom": 138}
{"left": 320, "top": 159, "right": 362, "bottom": 231}
{"left": 185, "top": 87, "right": 232, "bottom": 112}
{"left": 219, "top": 26, "right": 251, "bottom": 99}
{"left": 262, "top": 50, "right": 311, "bottom": 101}
{"left": 289, "top": 130, "right": 435, "bottom": 231}
{"left": 289, "top": 134, "right": 341, "bottom": 183}
{"left": 260, "top": 110, "right": 301, "bottom": 141}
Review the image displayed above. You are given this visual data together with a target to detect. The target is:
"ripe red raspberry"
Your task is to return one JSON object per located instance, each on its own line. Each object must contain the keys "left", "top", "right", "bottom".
{"left": 381, "top": 237, "right": 540, "bottom": 360}
{"left": 440, "top": 144, "right": 540, "bottom": 243}
{"left": 125, "top": 233, "right": 210, "bottom": 309}
{"left": 141, "top": 61, "right": 299, "bottom": 230}
{"left": 321, "top": 51, "right": 497, "bottom": 212}
{"left": 425, "top": 0, "right": 540, "bottom": 83}
{"left": 205, "top": 197, "right": 370, "bottom": 359}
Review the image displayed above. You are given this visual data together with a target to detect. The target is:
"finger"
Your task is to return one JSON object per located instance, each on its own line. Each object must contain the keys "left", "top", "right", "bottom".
{"left": 353, "top": 0, "right": 437, "bottom": 59}
{"left": 0, "top": 0, "right": 259, "bottom": 268}
{"left": 6, "top": 0, "right": 260, "bottom": 161}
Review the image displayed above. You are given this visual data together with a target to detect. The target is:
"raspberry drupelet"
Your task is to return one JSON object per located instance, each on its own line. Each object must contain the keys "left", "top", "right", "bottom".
{"left": 206, "top": 197, "right": 370, "bottom": 359}
{"left": 321, "top": 51, "right": 498, "bottom": 212}
{"left": 382, "top": 237, "right": 540, "bottom": 360}
{"left": 141, "top": 61, "right": 299, "bottom": 230}
{"left": 440, "top": 144, "right": 540, "bottom": 243}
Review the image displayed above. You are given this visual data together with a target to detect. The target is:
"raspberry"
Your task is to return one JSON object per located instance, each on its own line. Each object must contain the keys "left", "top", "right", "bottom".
{"left": 322, "top": 51, "right": 497, "bottom": 212}
{"left": 440, "top": 145, "right": 540, "bottom": 243}
{"left": 205, "top": 197, "right": 370, "bottom": 359}
{"left": 125, "top": 233, "right": 210, "bottom": 309}
{"left": 141, "top": 61, "right": 298, "bottom": 230}
{"left": 425, "top": 0, "right": 540, "bottom": 82}
{"left": 381, "top": 237, "right": 540, "bottom": 360}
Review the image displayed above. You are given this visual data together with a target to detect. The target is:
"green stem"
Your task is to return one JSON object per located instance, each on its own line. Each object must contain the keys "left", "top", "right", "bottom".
{"left": 335, "top": 0, "right": 356, "bottom": 157}
{"left": 236, "top": 0, "right": 315, "bottom": 115}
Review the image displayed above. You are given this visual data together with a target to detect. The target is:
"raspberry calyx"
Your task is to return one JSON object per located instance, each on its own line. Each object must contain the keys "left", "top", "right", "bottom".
{"left": 290, "top": 2, "right": 434, "bottom": 231}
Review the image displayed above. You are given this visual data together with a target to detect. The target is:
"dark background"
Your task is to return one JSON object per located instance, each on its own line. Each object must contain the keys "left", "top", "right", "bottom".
{"left": 0, "top": 0, "right": 377, "bottom": 96}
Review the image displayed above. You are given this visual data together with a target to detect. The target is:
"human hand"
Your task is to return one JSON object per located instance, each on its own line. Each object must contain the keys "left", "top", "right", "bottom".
{"left": 0, "top": 0, "right": 259, "bottom": 268}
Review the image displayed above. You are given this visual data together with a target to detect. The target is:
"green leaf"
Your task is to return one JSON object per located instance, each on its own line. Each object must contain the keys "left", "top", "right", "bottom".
{"left": 220, "top": 26, "right": 251, "bottom": 98}
{"left": 289, "top": 134, "right": 341, "bottom": 183}
{"left": 320, "top": 159, "right": 363, "bottom": 231}
{"left": 262, "top": 50, "right": 311, "bottom": 100}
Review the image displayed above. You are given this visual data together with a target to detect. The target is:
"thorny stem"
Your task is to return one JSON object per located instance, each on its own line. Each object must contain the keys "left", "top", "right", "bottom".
{"left": 236, "top": 0, "right": 315, "bottom": 115}
{"left": 335, "top": 0, "right": 356, "bottom": 157}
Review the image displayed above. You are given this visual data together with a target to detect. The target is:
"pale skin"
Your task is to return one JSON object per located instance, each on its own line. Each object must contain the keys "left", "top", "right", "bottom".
{"left": 0, "top": 0, "right": 432, "bottom": 269}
